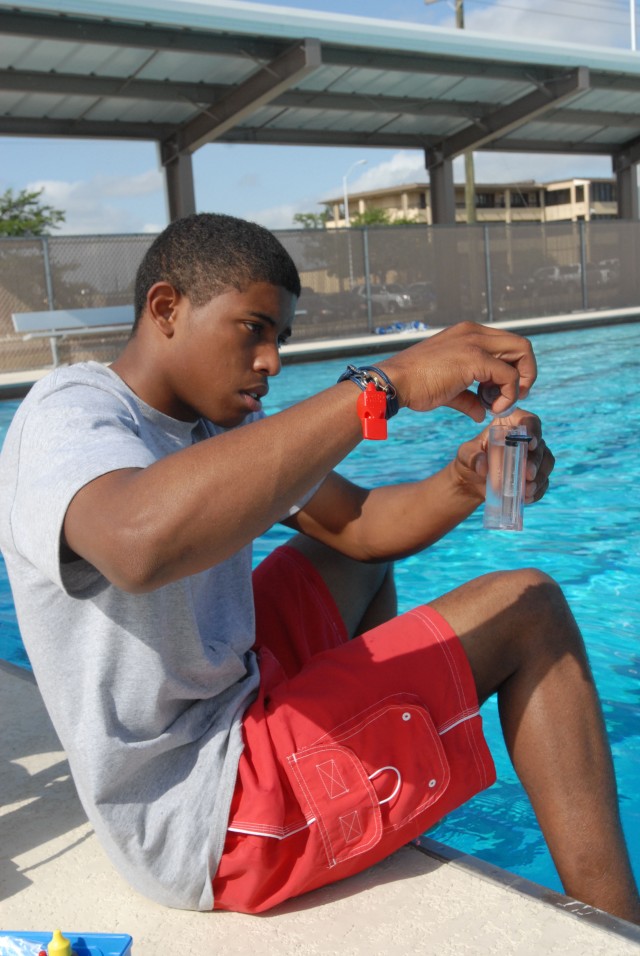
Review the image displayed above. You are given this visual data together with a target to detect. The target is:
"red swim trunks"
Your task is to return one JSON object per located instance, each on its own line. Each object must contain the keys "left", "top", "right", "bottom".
{"left": 212, "top": 545, "right": 495, "bottom": 913}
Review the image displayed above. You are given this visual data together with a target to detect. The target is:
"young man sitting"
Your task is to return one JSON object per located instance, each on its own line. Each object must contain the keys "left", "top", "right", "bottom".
{"left": 0, "top": 213, "right": 637, "bottom": 921}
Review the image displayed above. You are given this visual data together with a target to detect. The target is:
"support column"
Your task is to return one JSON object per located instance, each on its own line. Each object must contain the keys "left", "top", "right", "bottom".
{"left": 425, "top": 148, "right": 456, "bottom": 225}
{"left": 158, "top": 142, "right": 196, "bottom": 222}
{"left": 425, "top": 148, "right": 459, "bottom": 324}
{"left": 615, "top": 162, "right": 640, "bottom": 220}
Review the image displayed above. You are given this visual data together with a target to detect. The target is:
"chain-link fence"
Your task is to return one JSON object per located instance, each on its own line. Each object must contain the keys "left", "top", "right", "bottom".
{"left": 0, "top": 233, "right": 153, "bottom": 371}
{"left": 1, "top": 220, "right": 638, "bottom": 373}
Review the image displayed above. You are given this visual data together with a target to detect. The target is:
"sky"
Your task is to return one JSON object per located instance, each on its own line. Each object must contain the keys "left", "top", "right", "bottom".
{"left": 0, "top": 0, "right": 636, "bottom": 235}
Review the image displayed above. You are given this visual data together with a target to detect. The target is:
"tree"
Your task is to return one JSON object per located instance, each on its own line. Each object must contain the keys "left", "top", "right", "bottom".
{"left": 0, "top": 187, "right": 65, "bottom": 237}
{"left": 292, "top": 210, "right": 330, "bottom": 229}
{"left": 350, "top": 207, "right": 391, "bottom": 227}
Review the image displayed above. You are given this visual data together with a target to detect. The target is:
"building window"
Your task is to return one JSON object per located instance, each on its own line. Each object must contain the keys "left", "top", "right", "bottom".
{"left": 475, "top": 192, "right": 496, "bottom": 208}
{"left": 545, "top": 188, "right": 571, "bottom": 206}
{"left": 419, "top": 191, "right": 427, "bottom": 209}
{"left": 575, "top": 185, "right": 584, "bottom": 202}
{"left": 591, "top": 181, "right": 616, "bottom": 202}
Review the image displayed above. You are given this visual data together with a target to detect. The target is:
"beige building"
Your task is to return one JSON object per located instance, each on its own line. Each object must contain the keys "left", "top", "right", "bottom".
{"left": 324, "top": 178, "right": 617, "bottom": 227}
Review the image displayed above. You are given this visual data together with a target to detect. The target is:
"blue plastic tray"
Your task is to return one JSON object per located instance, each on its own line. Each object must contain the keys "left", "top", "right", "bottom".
{"left": 2, "top": 932, "right": 132, "bottom": 956}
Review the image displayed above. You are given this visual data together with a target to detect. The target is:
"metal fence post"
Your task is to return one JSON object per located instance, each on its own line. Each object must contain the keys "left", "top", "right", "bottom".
{"left": 483, "top": 224, "right": 494, "bottom": 323}
{"left": 41, "top": 235, "right": 59, "bottom": 366}
{"left": 579, "top": 220, "right": 588, "bottom": 310}
{"left": 363, "top": 227, "right": 373, "bottom": 332}
{"left": 42, "top": 236, "right": 55, "bottom": 310}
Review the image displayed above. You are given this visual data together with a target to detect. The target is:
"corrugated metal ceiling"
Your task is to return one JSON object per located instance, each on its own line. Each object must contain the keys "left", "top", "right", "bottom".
{"left": 1, "top": 0, "right": 640, "bottom": 165}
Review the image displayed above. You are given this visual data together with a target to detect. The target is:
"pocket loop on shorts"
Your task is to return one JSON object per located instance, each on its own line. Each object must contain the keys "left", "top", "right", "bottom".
{"left": 368, "top": 765, "right": 402, "bottom": 806}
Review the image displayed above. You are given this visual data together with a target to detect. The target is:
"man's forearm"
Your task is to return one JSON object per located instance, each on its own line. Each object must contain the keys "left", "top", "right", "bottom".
{"left": 344, "top": 461, "right": 483, "bottom": 561}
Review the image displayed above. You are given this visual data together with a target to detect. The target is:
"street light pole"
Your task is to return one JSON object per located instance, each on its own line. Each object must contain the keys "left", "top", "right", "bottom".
{"left": 631, "top": 0, "right": 637, "bottom": 50}
{"left": 342, "top": 158, "right": 367, "bottom": 227}
{"left": 342, "top": 159, "right": 367, "bottom": 288}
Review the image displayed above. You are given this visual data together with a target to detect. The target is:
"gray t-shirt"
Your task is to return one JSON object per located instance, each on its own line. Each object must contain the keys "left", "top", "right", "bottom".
{"left": 0, "top": 362, "right": 304, "bottom": 910}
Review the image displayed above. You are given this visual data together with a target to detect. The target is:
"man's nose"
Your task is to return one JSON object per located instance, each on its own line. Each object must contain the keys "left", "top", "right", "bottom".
{"left": 254, "top": 343, "right": 281, "bottom": 376}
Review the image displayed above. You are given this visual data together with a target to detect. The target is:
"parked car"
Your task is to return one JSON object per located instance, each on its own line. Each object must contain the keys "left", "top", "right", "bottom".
{"left": 353, "top": 283, "right": 413, "bottom": 314}
{"left": 407, "top": 281, "right": 437, "bottom": 312}
{"left": 533, "top": 263, "right": 606, "bottom": 292}
{"left": 597, "top": 258, "right": 620, "bottom": 283}
{"left": 533, "top": 264, "right": 585, "bottom": 292}
{"left": 295, "top": 291, "right": 340, "bottom": 323}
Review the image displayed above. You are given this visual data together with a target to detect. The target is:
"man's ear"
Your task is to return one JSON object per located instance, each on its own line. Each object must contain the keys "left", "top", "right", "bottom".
{"left": 146, "top": 282, "right": 182, "bottom": 338}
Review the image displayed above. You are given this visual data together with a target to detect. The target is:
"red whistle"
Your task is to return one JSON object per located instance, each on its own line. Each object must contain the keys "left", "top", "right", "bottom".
{"left": 357, "top": 381, "right": 388, "bottom": 440}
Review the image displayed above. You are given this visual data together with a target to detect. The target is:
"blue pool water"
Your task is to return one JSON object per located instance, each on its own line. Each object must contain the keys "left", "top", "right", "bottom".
{"left": 1, "top": 322, "right": 639, "bottom": 894}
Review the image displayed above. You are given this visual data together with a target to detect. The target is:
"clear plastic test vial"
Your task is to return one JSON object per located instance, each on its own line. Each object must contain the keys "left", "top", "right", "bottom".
{"left": 483, "top": 423, "right": 529, "bottom": 531}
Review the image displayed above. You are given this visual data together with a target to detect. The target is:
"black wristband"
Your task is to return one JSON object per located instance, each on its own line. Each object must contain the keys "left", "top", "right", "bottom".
{"left": 337, "top": 364, "right": 399, "bottom": 418}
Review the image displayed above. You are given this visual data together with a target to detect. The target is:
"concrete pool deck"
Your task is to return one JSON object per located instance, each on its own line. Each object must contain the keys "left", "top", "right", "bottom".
{"left": 2, "top": 661, "right": 640, "bottom": 954}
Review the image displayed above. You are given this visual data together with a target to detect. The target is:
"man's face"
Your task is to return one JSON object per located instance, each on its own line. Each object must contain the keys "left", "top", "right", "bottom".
{"left": 167, "top": 281, "right": 297, "bottom": 427}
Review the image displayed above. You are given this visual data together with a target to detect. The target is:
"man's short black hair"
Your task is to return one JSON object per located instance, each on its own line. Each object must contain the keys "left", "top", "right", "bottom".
{"left": 133, "top": 212, "right": 301, "bottom": 327}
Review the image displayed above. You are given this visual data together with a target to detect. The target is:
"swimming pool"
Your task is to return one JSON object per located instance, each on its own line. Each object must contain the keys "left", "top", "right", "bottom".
{"left": 1, "top": 321, "right": 639, "bottom": 895}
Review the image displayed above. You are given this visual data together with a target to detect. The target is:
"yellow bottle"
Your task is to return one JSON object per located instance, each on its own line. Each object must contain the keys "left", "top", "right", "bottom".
{"left": 47, "top": 929, "right": 72, "bottom": 956}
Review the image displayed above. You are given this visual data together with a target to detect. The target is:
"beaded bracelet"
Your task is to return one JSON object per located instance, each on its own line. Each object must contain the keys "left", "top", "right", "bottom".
{"left": 337, "top": 364, "right": 399, "bottom": 440}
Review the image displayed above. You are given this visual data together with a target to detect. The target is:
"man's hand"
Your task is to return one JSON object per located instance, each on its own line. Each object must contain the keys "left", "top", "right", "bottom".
{"left": 379, "top": 322, "right": 537, "bottom": 422}
{"left": 453, "top": 409, "right": 555, "bottom": 505}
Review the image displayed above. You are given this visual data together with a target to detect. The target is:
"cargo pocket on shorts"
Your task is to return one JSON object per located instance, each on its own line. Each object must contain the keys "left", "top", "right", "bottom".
{"left": 284, "top": 696, "right": 450, "bottom": 868}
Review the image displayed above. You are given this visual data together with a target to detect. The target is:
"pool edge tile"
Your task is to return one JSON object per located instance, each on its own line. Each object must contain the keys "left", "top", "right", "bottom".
{"left": 414, "top": 834, "right": 640, "bottom": 945}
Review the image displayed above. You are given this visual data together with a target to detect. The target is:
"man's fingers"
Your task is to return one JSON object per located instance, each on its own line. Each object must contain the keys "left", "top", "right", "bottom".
{"left": 380, "top": 322, "right": 538, "bottom": 414}
{"left": 446, "top": 388, "right": 487, "bottom": 422}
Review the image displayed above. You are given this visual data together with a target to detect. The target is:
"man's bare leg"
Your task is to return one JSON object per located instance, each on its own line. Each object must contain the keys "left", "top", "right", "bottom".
{"left": 431, "top": 567, "right": 640, "bottom": 924}
{"left": 284, "top": 534, "right": 396, "bottom": 637}
{"left": 284, "top": 538, "right": 638, "bottom": 921}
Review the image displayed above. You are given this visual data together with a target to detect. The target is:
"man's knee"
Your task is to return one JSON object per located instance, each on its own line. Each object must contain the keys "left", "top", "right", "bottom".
{"left": 502, "top": 567, "right": 577, "bottom": 635}
{"left": 432, "top": 567, "right": 583, "bottom": 702}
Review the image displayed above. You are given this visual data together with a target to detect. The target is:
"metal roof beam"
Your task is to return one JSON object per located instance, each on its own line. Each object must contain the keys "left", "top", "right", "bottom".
{"left": 0, "top": 69, "right": 223, "bottom": 104}
{"left": 551, "top": 107, "right": 640, "bottom": 129}
{"left": 165, "top": 38, "right": 322, "bottom": 157}
{"left": 0, "top": 116, "right": 174, "bottom": 140}
{"left": 3, "top": 69, "right": 640, "bottom": 133}
{"left": 0, "top": 119, "right": 620, "bottom": 157}
{"left": 2, "top": 70, "right": 638, "bottom": 136}
{"left": 277, "top": 89, "right": 495, "bottom": 120}
{"left": 440, "top": 67, "right": 590, "bottom": 159}
{"left": 213, "top": 126, "right": 433, "bottom": 149}
{"left": 205, "top": 125, "right": 615, "bottom": 154}
{"left": 475, "top": 137, "right": 614, "bottom": 155}
{"left": 322, "top": 46, "right": 554, "bottom": 85}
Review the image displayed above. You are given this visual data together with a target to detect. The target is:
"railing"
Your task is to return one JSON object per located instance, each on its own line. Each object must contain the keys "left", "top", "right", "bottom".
{"left": 1, "top": 220, "right": 638, "bottom": 373}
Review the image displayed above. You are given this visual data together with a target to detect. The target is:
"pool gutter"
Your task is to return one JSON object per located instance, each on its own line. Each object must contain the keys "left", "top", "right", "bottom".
{"left": 2, "top": 308, "right": 639, "bottom": 399}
